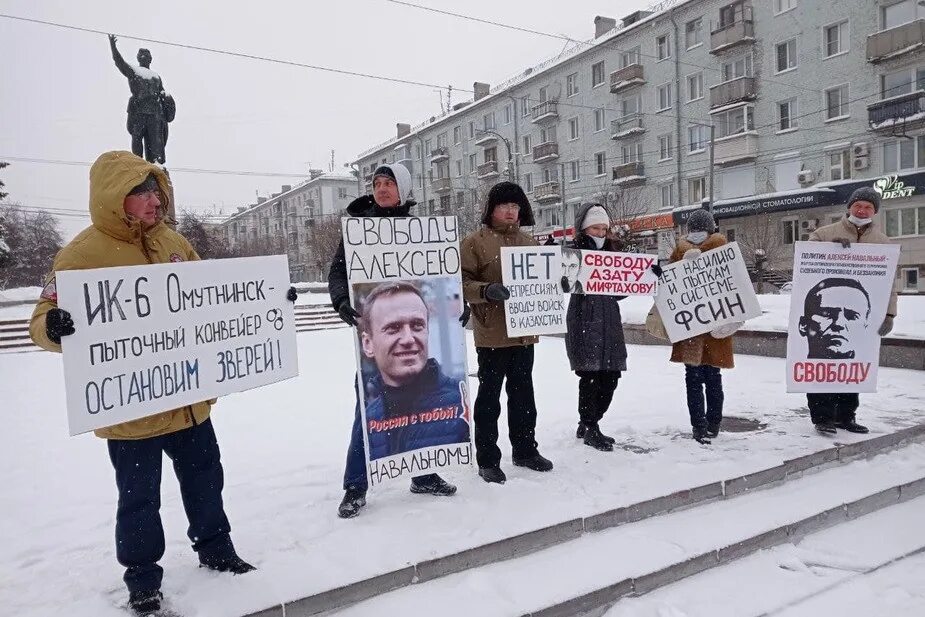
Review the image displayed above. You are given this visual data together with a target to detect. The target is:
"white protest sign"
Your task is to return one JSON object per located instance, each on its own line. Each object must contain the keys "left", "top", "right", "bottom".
{"left": 561, "top": 248, "right": 658, "bottom": 296}
{"left": 786, "top": 241, "right": 900, "bottom": 393}
{"left": 501, "top": 245, "right": 567, "bottom": 336}
{"left": 57, "top": 255, "right": 298, "bottom": 436}
{"left": 654, "top": 241, "right": 760, "bottom": 343}
{"left": 342, "top": 216, "right": 472, "bottom": 488}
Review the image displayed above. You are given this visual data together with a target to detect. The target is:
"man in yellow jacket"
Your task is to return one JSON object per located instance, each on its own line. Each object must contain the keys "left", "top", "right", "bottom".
{"left": 30, "top": 151, "right": 254, "bottom": 615}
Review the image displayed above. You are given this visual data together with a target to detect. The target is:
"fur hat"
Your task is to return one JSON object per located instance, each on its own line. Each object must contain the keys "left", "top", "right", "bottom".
{"left": 481, "top": 181, "right": 535, "bottom": 226}
{"left": 581, "top": 205, "right": 610, "bottom": 230}
{"left": 686, "top": 208, "right": 716, "bottom": 234}
{"left": 847, "top": 186, "right": 882, "bottom": 213}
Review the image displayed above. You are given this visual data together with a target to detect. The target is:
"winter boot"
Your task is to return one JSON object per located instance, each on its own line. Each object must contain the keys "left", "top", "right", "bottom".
{"left": 814, "top": 421, "right": 837, "bottom": 435}
{"left": 582, "top": 424, "right": 614, "bottom": 452}
{"left": 478, "top": 466, "right": 507, "bottom": 484}
{"left": 577, "top": 422, "right": 615, "bottom": 444}
{"left": 337, "top": 487, "right": 367, "bottom": 518}
{"left": 200, "top": 553, "right": 256, "bottom": 574}
{"left": 513, "top": 453, "right": 554, "bottom": 472}
{"left": 129, "top": 590, "right": 163, "bottom": 616}
{"left": 692, "top": 427, "right": 712, "bottom": 445}
{"left": 410, "top": 474, "right": 457, "bottom": 496}
{"left": 836, "top": 421, "right": 869, "bottom": 434}
{"left": 706, "top": 422, "right": 721, "bottom": 439}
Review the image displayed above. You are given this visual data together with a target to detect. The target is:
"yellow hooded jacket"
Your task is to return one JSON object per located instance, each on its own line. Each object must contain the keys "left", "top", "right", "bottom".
{"left": 29, "top": 151, "right": 213, "bottom": 440}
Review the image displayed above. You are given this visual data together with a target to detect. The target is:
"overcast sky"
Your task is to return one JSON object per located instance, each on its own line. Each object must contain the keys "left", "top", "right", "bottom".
{"left": 1, "top": 0, "right": 645, "bottom": 239}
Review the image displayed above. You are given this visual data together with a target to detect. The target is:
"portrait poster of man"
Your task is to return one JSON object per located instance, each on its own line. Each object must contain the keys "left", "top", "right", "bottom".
{"left": 342, "top": 215, "right": 472, "bottom": 487}
{"left": 786, "top": 241, "right": 900, "bottom": 393}
{"left": 561, "top": 247, "right": 658, "bottom": 297}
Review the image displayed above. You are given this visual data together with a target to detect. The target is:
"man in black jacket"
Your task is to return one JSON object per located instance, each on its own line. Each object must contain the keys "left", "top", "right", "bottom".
{"left": 328, "top": 163, "right": 466, "bottom": 518}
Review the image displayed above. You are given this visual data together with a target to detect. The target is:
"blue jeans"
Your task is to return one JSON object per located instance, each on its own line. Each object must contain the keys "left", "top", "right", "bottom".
{"left": 684, "top": 365, "right": 723, "bottom": 431}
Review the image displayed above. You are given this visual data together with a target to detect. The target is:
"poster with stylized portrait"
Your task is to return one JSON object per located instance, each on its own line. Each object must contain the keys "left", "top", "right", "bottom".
{"left": 560, "top": 248, "right": 659, "bottom": 296}
{"left": 342, "top": 216, "right": 472, "bottom": 487}
{"left": 786, "top": 241, "right": 900, "bottom": 393}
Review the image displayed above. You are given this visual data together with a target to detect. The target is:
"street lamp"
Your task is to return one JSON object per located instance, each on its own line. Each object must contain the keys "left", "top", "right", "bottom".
{"left": 343, "top": 162, "right": 361, "bottom": 197}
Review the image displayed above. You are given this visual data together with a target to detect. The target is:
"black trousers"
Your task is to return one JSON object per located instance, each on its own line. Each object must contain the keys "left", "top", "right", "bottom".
{"left": 107, "top": 419, "right": 234, "bottom": 594}
{"left": 474, "top": 345, "right": 539, "bottom": 468}
{"left": 685, "top": 365, "right": 724, "bottom": 431}
{"left": 576, "top": 370, "right": 621, "bottom": 425}
{"left": 130, "top": 113, "right": 166, "bottom": 164}
{"left": 807, "top": 393, "right": 859, "bottom": 425}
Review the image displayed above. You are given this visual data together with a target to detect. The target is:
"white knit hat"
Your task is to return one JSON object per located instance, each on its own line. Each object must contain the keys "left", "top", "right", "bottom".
{"left": 581, "top": 205, "right": 610, "bottom": 230}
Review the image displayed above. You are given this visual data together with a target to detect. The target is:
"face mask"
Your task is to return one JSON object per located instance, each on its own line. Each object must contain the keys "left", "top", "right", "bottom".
{"left": 687, "top": 231, "right": 708, "bottom": 244}
{"left": 848, "top": 214, "right": 872, "bottom": 227}
{"left": 591, "top": 236, "right": 606, "bottom": 249}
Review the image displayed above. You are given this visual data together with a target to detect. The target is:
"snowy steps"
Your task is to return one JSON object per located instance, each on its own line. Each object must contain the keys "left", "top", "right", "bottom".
{"left": 245, "top": 424, "right": 925, "bottom": 617}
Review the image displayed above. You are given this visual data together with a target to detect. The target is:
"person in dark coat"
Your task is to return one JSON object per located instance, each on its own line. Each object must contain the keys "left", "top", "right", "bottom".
{"left": 328, "top": 164, "right": 464, "bottom": 518}
{"left": 563, "top": 204, "right": 628, "bottom": 452}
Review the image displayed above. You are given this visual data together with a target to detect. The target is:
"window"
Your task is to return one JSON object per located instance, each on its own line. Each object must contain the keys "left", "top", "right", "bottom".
{"left": 524, "top": 173, "right": 533, "bottom": 193}
{"left": 568, "top": 116, "right": 580, "bottom": 140}
{"left": 776, "top": 38, "right": 797, "bottom": 73}
{"left": 338, "top": 187, "right": 348, "bottom": 199}
{"left": 719, "top": 3, "right": 742, "bottom": 28}
{"left": 718, "top": 165, "right": 755, "bottom": 199}
{"left": 455, "top": 159, "right": 463, "bottom": 177}
{"left": 881, "top": 66, "right": 925, "bottom": 99}
{"left": 544, "top": 208, "right": 560, "bottom": 228}
{"left": 539, "top": 85, "right": 549, "bottom": 102}
{"left": 883, "top": 0, "right": 916, "bottom": 30}
{"left": 620, "top": 46, "right": 641, "bottom": 68}
{"left": 886, "top": 206, "right": 925, "bottom": 237}
{"left": 660, "top": 184, "right": 674, "bottom": 209}
{"left": 688, "top": 177, "right": 706, "bottom": 205}
{"left": 883, "top": 136, "right": 925, "bottom": 172}
{"left": 656, "top": 34, "right": 671, "bottom": 60}
{"left": 659, "top": 134, "right": 673, "bottom": 160}
{"left": 824, "top": 20, "right": 848, "bottom": 58}
{"left": 468, "top": 121, "right": 476, "bottom": 139}
{"left": 543, "top": 167, "right": 558, "bottom": 183}
{"left": 436, "top": 133, "right": 448, "bottom": 148}
{"left": 775, "top": 0, "right": 796, "bottom": 14}
{"left": 777, "top": 99, "right": 798, "bottom": 131}
{"left": 782, "top": 219, "right": 799, "bottom": 245}
{"left": 424, "top": 139, "right": 431, "bottom": 154}
{"left": 569, "top": 160, "right": 580, "bottom": 181}
{"left": 622, "top": 142, "right": 643, "bottom": 163}
{"left": 455, "top": 191, "right": 465, "bottom": 207}
{"left": 902, "top": 267, "right": 920, "bottom": 290}
{"left": 483, "top": 112, "right": 496, "bottom": 130}
{"left": 468, "top": 153, "right": 477, "bottom": 173}
{"left": 540, "top": 125, "right": 557, "bottom": 143}
{"left": 595, "top": 152, "right": 607, "bottom": 176}
{"left": 453, "top": 126, "right": 461, "bottom": 144}
{"left": 657, "top": 83, "right": 673, "bottom": 111}
{"left": 522, "top": 135, "right": 532, "bottom": 157}
{"left": 828, "top": 150, "right": 850, "bottom": 180}
{"left": 593, "top": 108, "right": 605, "bottom": 132}
{"left": 484, "top": 147, "right": 497, "bottom": 163}
{"left": 503, "top": 104, "right": 512, "bottom": 125}
{"left": 413, "top": 144, "right": 421, "bottom": 160}
{"left": 620, "top": 95, "right": 641, "bottom": 117}
{"left": 825, "top": 84, "right": 849, "bottom": 120}
{"left": 685, "top": 18, "right": 703, "bottom": 49}
{"left": 521, "top": 95, "right": 530, "bottom": 118}
{"left": 687, "top": 72, "right": 704, "bottom": 102}
{"left": 566, "top": 72, "right": 579, "bottom": 97}
{"left": 722, "top": 54, "right": 753, "bottom": 82}
{"left": 591, "top": 61, "right": 605, "bottom": 87}
{"left": 775, "top": 156, "right": 801, "bottom": 191}
{"left": 714, "top": 105, "right": 754, "bottom": 138}
{"left": 688, "top": 125, "right": 708, "bottom": 153}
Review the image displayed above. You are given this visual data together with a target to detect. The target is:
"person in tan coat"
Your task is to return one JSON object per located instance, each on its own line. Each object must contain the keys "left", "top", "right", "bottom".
{"left": 461, "top": 181, "right": 553, "bottom": 483}
{"left": 804, "top": 187, "right": 898, "bottom": 435}
{"left": 30, "top": 151, "right": 257, "bottom": 615}
{"left": 668, "top": 209, "right": 735, "bottom": 444}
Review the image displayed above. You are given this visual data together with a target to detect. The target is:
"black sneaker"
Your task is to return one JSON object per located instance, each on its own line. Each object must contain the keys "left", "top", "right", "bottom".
{"left": 815, "top": 421, "right": 837, "bottom": 435}
{"left": 410, "top": 473, "right": 457, "bottom": 496}
{"left": 129, "top": 590, "right": 163, "bottom": 616}
{"left": 836, "top": 421, "right": 869, "bottom": 434}
{"left": 692, "top": 427, "right": 712, "bottom": 445}
{"left": 577, "top": 422, "right": 615, "bottom": 444}
{"left": 200, "top": 553, "right": 256, "bottom": 574}
{"left": 583, "top": 425, "right": 614, "bottom": 452}
{"left": 337, "top": 487, "right": 367, "bottom": 518}
{"left": 512, "top": 453, "right": 554, "bottom": 472}
{"left": 478, "top": 466, "right": 507, "bottom": 484}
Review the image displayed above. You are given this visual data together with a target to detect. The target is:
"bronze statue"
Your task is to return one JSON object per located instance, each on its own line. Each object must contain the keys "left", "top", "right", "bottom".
{"left": 109, "top": 34, "right": 176, "bottom": 164}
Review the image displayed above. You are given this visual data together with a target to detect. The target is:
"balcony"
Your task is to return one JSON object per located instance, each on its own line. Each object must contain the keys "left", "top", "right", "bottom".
{"left": 868, "top": 19, "right": 925, "bottom": 63}
{"left": 713, "top": 132, "right": 758, "bottom": 166}
{"left": 612, "top": 162, "right": 646, "bottom": 186}
{"left": 710, "top": 15, "right": 755, "bottom": 54}
{"left": 611, "top": 113, "right": 645, "bottom": 139}
{"left": 531, "top": 100, "right": 559, "bottom": 123}
{"left": 868, "top": 90, "right": 925, "bottom": 132}
{"left": 710, "top": 76, "right": 757, "bottom": 108}
{"left": 610, "top": 64, "right": 646, "bottom": 93}
{"left": 474, "top": 132, "right": 498, "bottom": 147}
{"left": 430, "top": 147, "right": 449, "bottom": 163}
{"left": 534, "top": 181, "right": 561, "bottom": 204}
{"left": 477, "top": 160, "right": 500, "bottom": 179}
{"left": 532, "top": 141, "right": 560, "bottom": 163}
{"left": 431, "top": 177, "right": 452, "bottom": 193}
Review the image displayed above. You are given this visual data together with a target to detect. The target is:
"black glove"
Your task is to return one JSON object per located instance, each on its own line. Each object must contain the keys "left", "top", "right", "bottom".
{"left": 46, "top": 308, "right": 75, "bottom": 344}
{"left": 560, "top": 276, "right": 570, "bottom": 293}
{"left": 459, "top": 303, "right": 471, "bottom": 327}
{"left": 650, "top": 264, "right": 663, "bottom": 278}
{"left": 834, "top": 238, "right": 851, "bottom": 249}
{"left": 484, "top": 283, "right": 511, "bottom": 302}
{"left": 286, "top": 286, "right": 298, "bottom": 302}
{"left": 335, "top": 299, "right": 361, "bottom": 327}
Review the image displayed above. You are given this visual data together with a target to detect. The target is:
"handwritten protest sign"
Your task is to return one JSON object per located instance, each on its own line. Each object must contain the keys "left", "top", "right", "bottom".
{"left": 342, "top": 216, "right": 471, "bottom": 488}
{"left": 786, "top": 241, "right": 900, "bottom": 393}
{"left": 561, "top": 248, "right": 658, "bottom": 296}
{"left": 56, "top": 255, "right": 298, "bottom": 436}
{"left": 654, "top": 242, "right": 760, "bottom": 343}
{"left": 501, "top": 245, "right": 567, "bottom": 337}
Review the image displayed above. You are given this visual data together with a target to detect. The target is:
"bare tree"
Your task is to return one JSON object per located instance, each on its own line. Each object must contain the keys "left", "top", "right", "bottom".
{"left": 0, "top": 161, "right": 8, "bottom": 201}
{"left": 735, "top": 214, "right": 787, "bottom": 268}
{"left": 0, "top": 203, "right": 64, "bottom": 288}
{"left": 177, "top": 210, "right": 235, "bottom": 259}
{"left": 305, "top": 213, "right": 344, "bottom": 281}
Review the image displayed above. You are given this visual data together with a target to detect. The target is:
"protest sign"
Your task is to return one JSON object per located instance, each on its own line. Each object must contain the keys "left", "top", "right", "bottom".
{"left": 786, "top": 241, "right": 900, "bottom": 393}
{"left": 561, "top": 248, "right": 658, "bottom": 296}
{"left": 56, "top": 255, "right": 298, "bottom": 436}
{"left": 501, "top": 245, "right": 567, "bottom": 336}
{"left": 342, "top": 216, "right": 472, "bottom": 488}
{"left": 654, "top": 241, "right": 760, "bottom": 343}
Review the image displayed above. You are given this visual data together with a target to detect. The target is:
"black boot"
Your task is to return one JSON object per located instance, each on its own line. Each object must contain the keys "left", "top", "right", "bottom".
{"left": 337, "top": 486, "right": 367, "bottom": 518}
{"left": 836, "top": 420, "right": 869, "bottom": 434}
{"left": 692, "top": 427, "right": 712, "bottom": 445}
{"left": 200, "top": 553, "right": 256, "bottom": 574}
{"left": 513, "top": 453, "right": 554, "bottom": 472}
{"left": 706, "top": 422, "right": 721, "bottom": 439}
{"left": 577, "top": 422, "right": 615, "bottom": 444}
{"left": 478, "top": 466, "right": 507, "bottom": 484}
{"left": 814, "top": 421, "right": 837, "bottom": 435}
{"left": 583, "top": 424, "right": 614, "bottom": 452}
{"left": 410, "top": 473, "right": 457, "bottom": 496}
{"left": 129, "top": 590, "right": 163, "bottom": 616}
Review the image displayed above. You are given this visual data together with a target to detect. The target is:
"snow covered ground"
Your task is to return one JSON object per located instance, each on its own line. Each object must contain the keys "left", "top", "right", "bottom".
{"left": 1, "top": 329, "right": 923, "bottom": 617}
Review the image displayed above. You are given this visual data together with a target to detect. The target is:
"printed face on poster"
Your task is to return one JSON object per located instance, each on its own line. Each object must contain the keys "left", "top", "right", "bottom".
{"left": 560, "top": 248, "right": 658, "bottom": 296}
{"left": 342, "top": 216, "right": 472, "bottom": 488}
{"left": 56, "top": 255, "right": 298, "bottom": 435}
{"left": 786, "top": 241, "right": 900, "bottom": 393}
{"left": 653, "top": 242, "right": 761, "bottom": 343}
{"left": 501, "top": 245, "right": 567, "bottom": 336}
